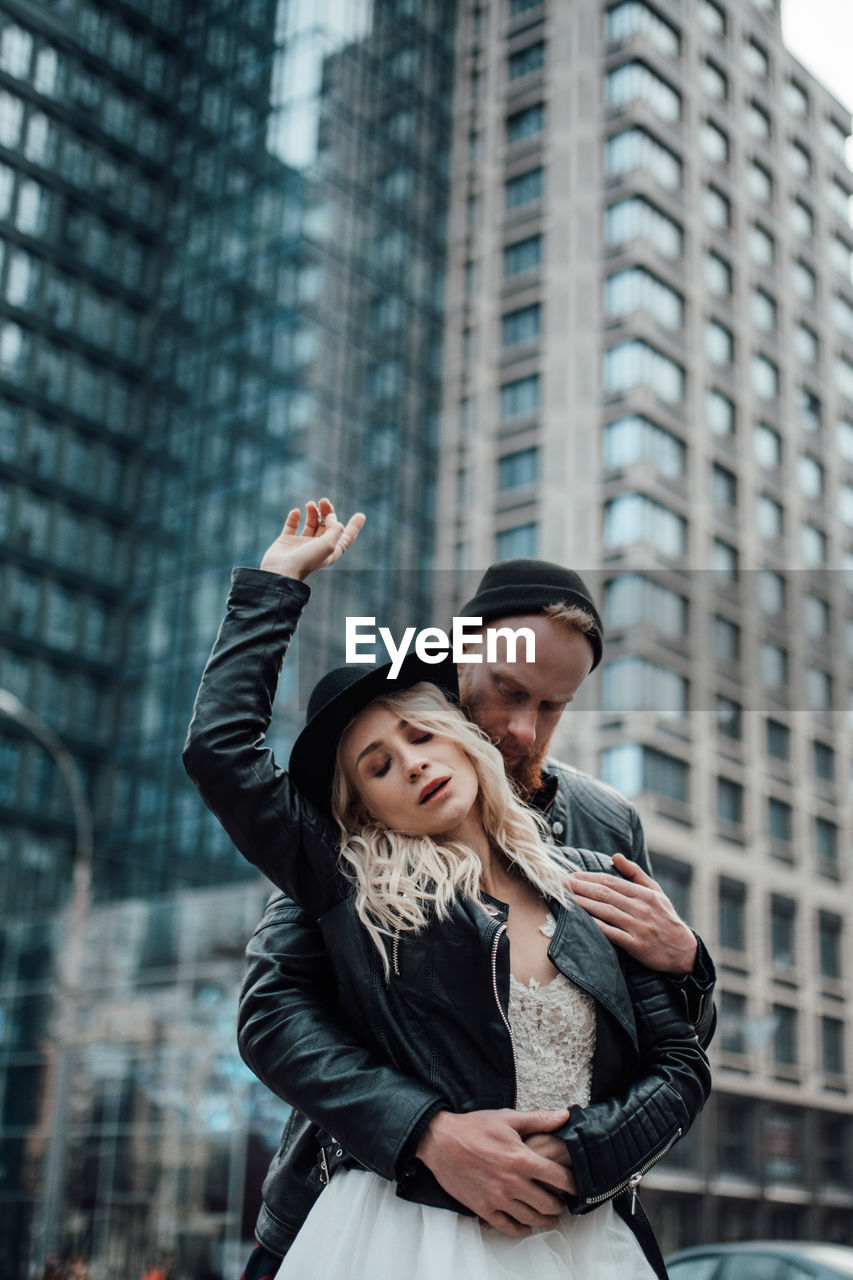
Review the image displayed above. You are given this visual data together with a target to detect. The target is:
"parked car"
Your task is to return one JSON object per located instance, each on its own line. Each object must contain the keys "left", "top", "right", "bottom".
{"left": 666, "top": 1242, "right": 853, "bottom": 1280}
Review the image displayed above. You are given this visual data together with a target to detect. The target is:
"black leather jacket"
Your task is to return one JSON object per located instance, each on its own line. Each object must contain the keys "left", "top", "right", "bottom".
{"left": 184, "top": 570, "right": 713, "bottom": 1276}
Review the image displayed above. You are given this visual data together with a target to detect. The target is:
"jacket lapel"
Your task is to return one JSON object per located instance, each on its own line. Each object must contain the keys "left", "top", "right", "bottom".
{"left": 549, "top": 902, "right": 638, "bottom": 1049}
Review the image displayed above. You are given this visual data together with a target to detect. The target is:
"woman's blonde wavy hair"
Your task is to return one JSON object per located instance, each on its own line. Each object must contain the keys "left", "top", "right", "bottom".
{"left": 331, "top": 683, "right": 576, "bottom": 973}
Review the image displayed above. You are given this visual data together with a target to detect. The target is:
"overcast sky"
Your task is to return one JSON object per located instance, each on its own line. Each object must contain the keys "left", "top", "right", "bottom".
{"left": 781, "top": 0, "right": 853, "bottom": 111}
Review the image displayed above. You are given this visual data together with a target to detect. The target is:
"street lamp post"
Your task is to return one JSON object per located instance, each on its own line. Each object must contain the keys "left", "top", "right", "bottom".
{"left": 0, "top": 690, "right": 94, "bottom": 1264}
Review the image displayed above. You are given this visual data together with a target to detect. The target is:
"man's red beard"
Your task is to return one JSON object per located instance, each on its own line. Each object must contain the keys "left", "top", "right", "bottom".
{"left": 503, "top": 741, "right": 550, "bottom": 800}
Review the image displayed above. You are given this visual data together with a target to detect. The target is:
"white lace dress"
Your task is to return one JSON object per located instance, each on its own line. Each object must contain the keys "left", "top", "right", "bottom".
{"left": 275, "top": 918, "right": 657, "bottom": 1279}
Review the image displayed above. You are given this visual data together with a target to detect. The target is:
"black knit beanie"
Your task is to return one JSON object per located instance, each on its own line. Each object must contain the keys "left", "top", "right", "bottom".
{"left": 460, "top": 558, "right": 604, "bottom": 670}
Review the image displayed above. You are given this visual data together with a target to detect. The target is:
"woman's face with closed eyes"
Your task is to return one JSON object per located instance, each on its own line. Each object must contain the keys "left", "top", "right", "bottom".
{"left": 339, "top": 702, "right": 480, "bottom": 840}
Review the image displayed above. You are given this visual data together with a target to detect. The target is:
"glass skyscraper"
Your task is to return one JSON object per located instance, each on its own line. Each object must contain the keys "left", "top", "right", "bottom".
{"left": 0, "top": 0, "right": 455, "bottom": 1271}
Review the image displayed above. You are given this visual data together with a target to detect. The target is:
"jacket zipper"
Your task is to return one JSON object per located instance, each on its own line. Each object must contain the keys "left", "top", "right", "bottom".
{"left": 585, "top": 1126, "right": 682, "bottom": 1214}
{"left": 392, "top": 932, "right": 400, "bottom": 978}
{"left": 490, "top": 921, "right": 518, "bottom": 1107}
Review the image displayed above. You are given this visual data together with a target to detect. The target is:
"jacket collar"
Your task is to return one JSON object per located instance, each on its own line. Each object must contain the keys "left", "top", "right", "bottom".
{"left": 549, "top": 899, "right": 638, "bottom": 1049}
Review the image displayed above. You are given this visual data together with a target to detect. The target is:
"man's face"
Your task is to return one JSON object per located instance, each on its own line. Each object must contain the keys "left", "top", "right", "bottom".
{"left": 457, "top": 613, "right": 594, "bottom": 794}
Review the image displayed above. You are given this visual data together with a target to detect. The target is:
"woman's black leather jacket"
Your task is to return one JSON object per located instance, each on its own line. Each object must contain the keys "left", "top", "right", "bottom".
{"left": 183, "top": 569, "right": 712, "bottom": 1273}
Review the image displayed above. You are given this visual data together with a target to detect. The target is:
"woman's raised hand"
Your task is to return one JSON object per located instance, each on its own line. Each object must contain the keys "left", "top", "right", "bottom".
{"left": 260, "top": 498, "right": 365, "bottom": 581}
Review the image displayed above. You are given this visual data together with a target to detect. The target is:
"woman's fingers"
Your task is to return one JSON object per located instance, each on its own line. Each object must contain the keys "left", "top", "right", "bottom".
{"left": 282, "top": 508, "right": 301, "bottom": 536}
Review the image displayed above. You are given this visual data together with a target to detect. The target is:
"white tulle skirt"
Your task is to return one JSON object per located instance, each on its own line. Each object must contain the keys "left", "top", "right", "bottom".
{"left": 274, "top": 1167, "right": 657, "bottom": 1279}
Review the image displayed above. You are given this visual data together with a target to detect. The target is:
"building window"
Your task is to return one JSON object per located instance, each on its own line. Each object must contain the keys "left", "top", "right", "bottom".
{"left": 699, "top": 1, "right": 726, "bottom": 35}
{"left": 716, "top": 694, "right": 742, "bottom": 739}
{"left": 601, "top": 742, "right": 688, "bottom": 803}
{"left": 498, "top": 447, "right": 538, "bottom": 490}
{"left": 711, "top": 463, "right": 737, "bottom": 507}
{"left": 602, "top": 656, "right": 688, "bottom": 716}
{"left": 788, "top": 140, "right": 812, "bottom": 180}
{"left": 605, "top": 60, "right": 681, "bottom": 122}
{"left": 760, "top": 642, "right": 787, "bottom": 687}
{"left": 797, "top": 453, "right": 824, "bottom": 498}
{"left": 603, "top": 414, "right": 685, "bottom": 476}
{"left": 603, "top": 492, "right": 687, "bottom": 556}
{"left": 748, "top": 224, "right": 775, "bottom": 266}
{"left": 785, "top": 80, "right": 809, "bottom": 116}
{"left": 822, "top": 1018, "right": 845, "bottom": 1076}
{"left": 757, "top": 569, "right": 786, "bottom": 613}
{"left": 746, "top": 100, "right": 771, "bottom": 141}
{"left": 703, "top": 185, "right": 731, "bottom": 229}
{"left": 840, "top": 483, "right": 853, "bottom": 525}
{"left": 757, "top": 495, "right": 784, "bottom": 539}
{"left": 719, "top": 877, "right": 746, "bottom": 949}
{"left": 766, "top": 718, "right": 790, "bottom": 760}
{"left": 704, "top": 251, "right": 732, "bottom": 295}
{"left": 603, "top": 573, "right": 688, "bottom": 637}
{"left": 604, "top": 2, "right": 681, "bottom": 58}
{"left": 720, "top": 991, "right": 747, "bottom": 1054}
{"left": 700, "top": 120, "right": 729, "bottom": 164}
{"left": 505, "top": 167, "right": 543, "bottom": 209}
{"left": 499, "top": 373, "right": 540, "bottom": 418}
{"left": 743, "top": 40, "right": 770, "bottom": 78}
{"left": 604, "top": 266, "right": 684, "bottom": 328}
{"left": 507, "top": 102, "right": 544, "bottom": 145}
{"left": 770, "top": 896, "right": 796, "bottom": 965}
{"left": 839, "top": 417, "right": 853, "bottom": 460}
{"left": 828, "top": 177, "right": 851, "bottom": 219}
{"left": 818, "top": 911, "right": 842, "bottom": 980}
{"left": 718, "top": 778, "right": 744, "bottom": 827}
{"left": 792, "top": 259, "right": 817, "bottom": 301}
{"left": 495, "top": 522, "right": 537, "bottom": 558}
{"left": 712, "top": 538, "right": 738, "bottom": 581}
{"left": 503, "top": 234, "right": 542, "bottom": 276}
{"left": 502, "top": 302, "right": 541, "bottom": 346}
{"left": 805, "top": 664, "right": 832, "bottom": 708}
{"left": 751, "top": 353, "right": 779, "bottom": 399}
{"left": 747, "top": 160, "right": 773, "bottom": 204}
{"left": 813, "top": 740, "right": 835, "bottom": 781}
{"left": 508, "top": 41, "right": 545, "bottom": 79}
{"left": 798, "top": 386, "right": 822, "bottom": 431}
{"left": 836, "top": 355, "right": 853, "bottom": 401}
{"left": 833, "top": 293, "right": 853, "bottom": 341}
{"left": 701, "top": 59, "right": 728, "bottom": 100}
{"left": 718, "top": 1098, "right": 756, "bottom": 1178}
{"left": 789, "top": 198, "right": 814, "bottom": 239}
{"left": 605, "top": 126, "right": 682, "bottom": 189}
{"left": 705, "top": 319, "right": 733, "bottom": 365}
{"left": 604, "top": 195, "right": 683, "bottom": 257}
{"left": 603, "top": 339, "right": 685, "bottom": 402}
{"left": 750, "top": 287, "right": 777, "bottom": 332}
{"left": 714, "top": 615, "right": 740, "bottom": 661}
{"left": 801, "top": 523, "right": 827, "bottom": 567}
{"left": 773, "top": 1005, "right": 798, "bottom": 1066}
{"left": 706, "top": 389, "right": 734, "bottom": 435}
{"left": 815, "top": 817, "right": 838, "bottom": 869}
{"left": 754, "top": 422, "right": 781, "bottom": 468}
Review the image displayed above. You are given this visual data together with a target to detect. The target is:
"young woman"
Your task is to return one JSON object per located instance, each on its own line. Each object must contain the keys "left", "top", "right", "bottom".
{"left": 184, "top": 501, "right": 711, "bottom": 1280}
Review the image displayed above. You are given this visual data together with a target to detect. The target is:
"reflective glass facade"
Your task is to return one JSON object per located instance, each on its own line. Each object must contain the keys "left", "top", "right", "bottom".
{"left": 0, "top": 0, "right": 455, "bottom": 1270}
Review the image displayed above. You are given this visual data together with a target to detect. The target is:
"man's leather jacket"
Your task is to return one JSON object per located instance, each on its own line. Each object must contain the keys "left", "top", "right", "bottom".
{"left": 184, "top": 569, "right": 714, "bottom": 1275}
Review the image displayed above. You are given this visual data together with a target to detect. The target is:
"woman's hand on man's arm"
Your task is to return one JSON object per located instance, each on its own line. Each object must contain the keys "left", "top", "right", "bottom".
{"left": 260, "top": 497, "right": 364, "bottom": 581}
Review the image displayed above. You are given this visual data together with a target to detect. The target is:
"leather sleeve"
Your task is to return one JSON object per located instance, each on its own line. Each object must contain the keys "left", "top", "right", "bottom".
{"left": 238, "top": 890, "right": 448, "bottom": 1182}
{"left": 557, "top": 959, "right": 712, "bottom": 1213}
{"left": 182, "top": 568, "right": 343, "bottom": 917}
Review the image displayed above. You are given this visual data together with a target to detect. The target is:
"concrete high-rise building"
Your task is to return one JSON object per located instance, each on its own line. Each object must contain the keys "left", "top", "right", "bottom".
{"left": 439, "top": 0, "right": 852, "bottom": 1250}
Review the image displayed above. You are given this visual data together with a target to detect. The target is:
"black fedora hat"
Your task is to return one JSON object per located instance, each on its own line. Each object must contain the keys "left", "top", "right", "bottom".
{"left": 290, "top": 651, "right": 459, "bottom": 815}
